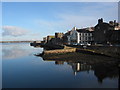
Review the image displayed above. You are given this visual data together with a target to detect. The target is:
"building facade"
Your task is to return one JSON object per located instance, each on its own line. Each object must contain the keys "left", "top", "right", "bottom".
{"left": 55, "top": 33, "right": 64, "bottom": 39}
{"left": 67, "top": 27, "right": 93, "bottom": 45}
{"left": 94, "top": 18, "right": 120, "bottom": 44}
{"left": 43, "top": 35, "right": 55, "bottom": 44}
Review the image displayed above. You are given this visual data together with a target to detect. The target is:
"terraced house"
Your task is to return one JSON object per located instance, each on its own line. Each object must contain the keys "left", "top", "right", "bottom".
{"left": 67, "top": 27, "right": 93, "bottom": 45}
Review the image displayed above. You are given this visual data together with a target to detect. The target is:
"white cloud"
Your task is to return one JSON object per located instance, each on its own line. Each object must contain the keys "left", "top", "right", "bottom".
{"left": 2, "top": 26, "right": 28, "bottom": 37}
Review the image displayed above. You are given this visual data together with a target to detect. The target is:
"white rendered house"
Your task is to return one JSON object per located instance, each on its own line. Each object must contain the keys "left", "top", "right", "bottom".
{"left": 68, "top": 27, "right": 93, "bottom": 45}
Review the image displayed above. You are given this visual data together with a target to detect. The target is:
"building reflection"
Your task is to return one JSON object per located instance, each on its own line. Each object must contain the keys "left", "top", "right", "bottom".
{"left": 42, "top": 59, "right": 119, "bottom": 84}
{"left": 67, "top": 62, "right": 92, "bottom": 76}
{"left": 55, "top": 61, "right": 64, "bottom": 65}
{"left": 54, "top": 61, "right": 92, "bottom": 76}
{"left": 35, "top": 53, "right": 119, "bottom": 84}
{"left": 92, "top": 63, "right": 119, "bottom": 83}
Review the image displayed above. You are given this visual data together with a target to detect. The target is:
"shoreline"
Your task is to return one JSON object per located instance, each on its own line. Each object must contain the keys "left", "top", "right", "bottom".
{"left": 40, "top": 52, "right": 119, "bottom": 64}
{"left": 38, "top": 45, "right": 120, "bottom": 59}
{"left": 0, "top": 41, "right": 33, "bottom": 43}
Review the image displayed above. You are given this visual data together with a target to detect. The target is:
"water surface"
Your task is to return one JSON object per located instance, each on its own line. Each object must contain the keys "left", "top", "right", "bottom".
{"left": 2, "top": 43, "right": 119, "bottom": 88}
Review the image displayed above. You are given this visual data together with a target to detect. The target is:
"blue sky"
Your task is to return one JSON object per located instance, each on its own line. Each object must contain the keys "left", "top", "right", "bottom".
{"left": 1, "top": 2, "right": 118, "bottom": 41}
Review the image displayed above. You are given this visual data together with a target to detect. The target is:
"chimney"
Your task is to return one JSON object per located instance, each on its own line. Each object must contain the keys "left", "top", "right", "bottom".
{"left": 74, "top": 26, "right": 76, "bottom": 30}
{"left": 114, "top": 20, "right": 116, "bottom": 25}
{"left": 101, "top": 18, "right": 103, "bottom": 23}
{"left": 98, "top": 18, "right": 103, "bottom": 24}
{"left": 72, "top": 26, "right": 76, "bottom": 31}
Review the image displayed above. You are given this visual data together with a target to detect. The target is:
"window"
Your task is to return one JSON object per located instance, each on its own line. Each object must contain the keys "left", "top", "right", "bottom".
{"left": 79, "top": 33, "right": 81, "bottom": 36}
{"left": 84, "top": 33, "right": 86, "bottom": 36}
{"left": 90, "top": 33, "right": 92, "bottom": 36}
{"left": 81, "top": 33, "right": 83, "bottom": 36}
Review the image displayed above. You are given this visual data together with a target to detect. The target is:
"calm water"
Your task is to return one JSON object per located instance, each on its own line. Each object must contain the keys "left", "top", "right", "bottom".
{"left": 2, "top": 43, "right": 119, "bottom": 88}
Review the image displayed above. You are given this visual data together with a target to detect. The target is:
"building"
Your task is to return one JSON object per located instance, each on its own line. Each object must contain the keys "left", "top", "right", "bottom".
{"left": 48, "top": 32, "right": 64, "bottom": 45}
{"left": 62, "top": 30, "right": 71, "bottom": 45}
{"left": 76, "top": 29, "right": 93, "bottom": 45}
{"left": 66, "top": 27, "right": 93, "bottom": 45}
{"left": 55, "top": 32, "right": 64, "bottom": 39}
{"left": 50, "top": 38, "right": 63, "bottom": 45}
{"left": 43, "top": 37, "right": 47, "bottom": 43}
{"left": 42, "top": 18, "right": 120, "bottom": 45}
{"left": 114, "top": 22, "right": 120, "bottom": 30}
{"left": 83, "top": 27, "right": 94, "bottom": 31}
{"left": 94, "top": 18, "right": 120, "bottom": 44}
{"left": 46, "top": 35, "right": 55, "bottom": 43}
{"left": 109, "top": 30, "right": 120, "bottom": 44}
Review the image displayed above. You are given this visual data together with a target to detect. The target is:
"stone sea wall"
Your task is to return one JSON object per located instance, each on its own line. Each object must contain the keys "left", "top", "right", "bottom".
{"left": 43, "top": 45, "right": 120, "bottom": 58}
{"left": 86, "top": 46, "right": 120, "bottom": 58}
{"left": 44, "top": 48, "right": 76, "bottom": 54}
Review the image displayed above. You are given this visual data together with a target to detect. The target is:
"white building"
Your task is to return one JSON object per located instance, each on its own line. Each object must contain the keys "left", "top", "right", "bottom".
{"left": 68, "top": 27, "right": 93, "bottom": 45}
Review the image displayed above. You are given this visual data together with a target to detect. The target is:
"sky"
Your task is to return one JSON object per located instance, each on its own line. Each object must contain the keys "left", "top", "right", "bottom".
{"left": 1, "top": 2, "right": 118, "bottom": 41}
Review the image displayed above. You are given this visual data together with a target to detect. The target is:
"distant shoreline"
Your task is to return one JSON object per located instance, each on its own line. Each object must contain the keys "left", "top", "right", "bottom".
{"left": 0, "top": 41, "right": 33, "bottom": 43}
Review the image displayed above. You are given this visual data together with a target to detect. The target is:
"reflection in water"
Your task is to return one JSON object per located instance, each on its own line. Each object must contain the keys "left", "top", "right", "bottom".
{"left": 68, "top": 62, "right": 92, "bottom": 76}
{"left": 55, "top": 61, "right": 64, "bottom": 65}
{"left": 53, "top": 60, "right": 118, "bottom": 84}
{"left": 2, "top": 43, "right": 43, "bottom": 60}
{"left": 36, "top": 52, "right": 119, "bottom": 85}
{"left": 2, "top": 43, "right": 119, "bottom": 88}
{"left": 92, "top": 63, "right": 119, "bottom": 83}
{"left": 2, "top": 48, "right": 28, "bottom": 59}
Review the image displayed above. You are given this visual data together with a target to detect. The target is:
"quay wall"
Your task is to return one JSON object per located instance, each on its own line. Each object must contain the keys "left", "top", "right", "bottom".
{"left": 86, "top": 46, "right": 120, "bottom": 58}
{"left": 43, "top": 45, "right": 120, "bottom": 58}
{"left": 44, "top": 48, "right": 76, "bottom": 54}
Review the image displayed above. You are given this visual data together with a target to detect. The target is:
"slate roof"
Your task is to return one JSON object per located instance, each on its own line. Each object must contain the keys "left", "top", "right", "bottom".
{"left": 76, "top": 29, "right": 92, "bottom": 33}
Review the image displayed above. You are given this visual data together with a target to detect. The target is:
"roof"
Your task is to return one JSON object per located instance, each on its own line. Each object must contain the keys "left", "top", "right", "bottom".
{"left": 95, "top": 22, "right": 111, "bottom": 28}
{"left": 47, "top": 36, "right": 55, "bottom": 38}
{"left": 76, "top": 29, "right": 91, "bottom": 33}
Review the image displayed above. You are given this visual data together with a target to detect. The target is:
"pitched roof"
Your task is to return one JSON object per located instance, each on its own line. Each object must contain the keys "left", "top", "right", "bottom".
{"left": 76, "top": 29, "right": 91, "bottom": 33}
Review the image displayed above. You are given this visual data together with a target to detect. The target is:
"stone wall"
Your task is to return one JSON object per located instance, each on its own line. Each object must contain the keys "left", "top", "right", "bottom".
{"left": 86, "top": 46, "right": 120, "bottom": 58}
{"left": 43, "top": 45, "right": 120, "bottom": 58}
{"left": 44, "top": 48, "right": 76, "bottom": 54}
